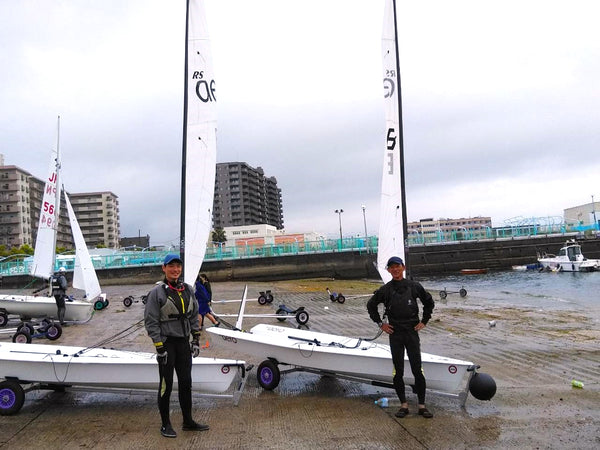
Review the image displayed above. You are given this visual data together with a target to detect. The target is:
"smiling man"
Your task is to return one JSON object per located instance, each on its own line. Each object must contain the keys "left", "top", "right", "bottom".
{"left": 144, "top": 254, "right": 207, "bottom": 438}
{"left": 367, "top": 256, "right": 435, "bottom": 419}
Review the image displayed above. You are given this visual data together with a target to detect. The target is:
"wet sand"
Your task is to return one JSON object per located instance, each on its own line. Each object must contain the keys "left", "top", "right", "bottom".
{"left": 1, "top": 278, "right": 598, "bottom": 449}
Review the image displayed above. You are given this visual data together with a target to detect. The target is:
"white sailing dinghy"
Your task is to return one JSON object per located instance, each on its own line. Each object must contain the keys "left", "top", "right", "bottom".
{"left": 208, "top": 285, "right": 479, "bottom": 402}
{"left": 0, "top": 126, "right": 98, "bottom": 325}
{"left": 208, "top": 0, "right": 496, "bottom": 405}
{"left": 0, "top": 0, "right": 247, "bottom": 416}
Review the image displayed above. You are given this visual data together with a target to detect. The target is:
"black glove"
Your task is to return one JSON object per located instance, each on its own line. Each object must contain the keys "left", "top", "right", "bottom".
{"left": 191, "top": 339, "right": 200, "bottom": 358}
{"left": 156, "top": 344, "right": 168, "bottom": 365}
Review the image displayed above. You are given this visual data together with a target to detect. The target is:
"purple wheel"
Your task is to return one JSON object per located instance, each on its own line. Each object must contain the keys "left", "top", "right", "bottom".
{"left": 45, "top": 323, "right": 62, "bottom": 341}
{"left": 257, "top": 360, "right": 280, "bottom": 390}
{"left": 0, "top": 380, "right": 25, "bottom": 415}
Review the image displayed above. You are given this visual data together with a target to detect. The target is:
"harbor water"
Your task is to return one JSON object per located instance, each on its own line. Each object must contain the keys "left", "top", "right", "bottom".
{"left": 418, "top": 269, "right": 600, "bottom": 312}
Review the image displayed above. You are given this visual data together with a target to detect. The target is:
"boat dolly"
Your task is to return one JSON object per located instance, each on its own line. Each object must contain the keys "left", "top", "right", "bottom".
{"left": 325, "top": 288, "right": 345, "bottom": 304}
{"left": 438, "top": 287, "right": 467, "bottom": 301}
{"left": 122, "top": 295, "right": 148, "bottom": 307}
{"left": 257, "top": 291, "right": 274, "bottom": 305}
{"left": 255, "top": 358, "right": 493, "bottom": 408}
{"left": 0, "top": 316, "right": 63, "bottom": 343}
{"left": 213, "top": 304, "right": 310, "bottom": 326}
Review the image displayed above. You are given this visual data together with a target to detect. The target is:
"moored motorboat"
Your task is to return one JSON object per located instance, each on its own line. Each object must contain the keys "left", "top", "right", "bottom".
{"left": 460, "top": 268, "right": 488, "bottom": 275}
{"left": 537, "top": 239, "right": 600, "bottom": 272}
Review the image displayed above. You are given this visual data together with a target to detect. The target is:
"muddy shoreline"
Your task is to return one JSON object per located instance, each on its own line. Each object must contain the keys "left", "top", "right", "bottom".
{"left": 1, "top": 278, "right": 598, "bottom": 449}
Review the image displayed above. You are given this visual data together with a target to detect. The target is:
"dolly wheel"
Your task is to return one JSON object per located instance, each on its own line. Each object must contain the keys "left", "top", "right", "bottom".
{"left": 296, "top": 310, "right": 309, "bottom": 325}
{"left": 257, "top": 295, "right": 267, "bottom": 306}
{"left": 257, "top": 360, "right": 280, "bottom": 390}
{"left": 45, "top": 323, "right": 62, "bottom": 341}
{"left": 439, "top": 290, "right": 447, "bottom": 299}
{"left": 94, "top": 300, "right": 105, "bottom": 311}
{"left": 123, "top": 296, "right": 133, "bottom": 307}
{"left": 0, "top": 380, "right": 25, "bottom": 415}
{"left": 12, "top": 329, "right": 32, "bottom": 344}
{"left": 275, "top": 308, "right": 287, "bottom": 322}
{"left": 17, "top": 323, "right": 35, "bottom": 335}
{"left": 337, "top": 294, "right": 346, "bottom": 304}
{"left": 459, "top": 288, "right": 467, "bottom": 297}
{"left": 0, "top": 312, "right": 8, "bottom": 328}
{"left": 266, "top": 294, "right": 274, "bottom": 303}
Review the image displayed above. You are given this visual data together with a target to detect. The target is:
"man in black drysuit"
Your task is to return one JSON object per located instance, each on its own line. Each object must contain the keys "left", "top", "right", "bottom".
{"left": 367, "top": 256, "right": 435, "bottom": 419}
{"left": 51, "top": 267, "right": 68, "bottom": 325}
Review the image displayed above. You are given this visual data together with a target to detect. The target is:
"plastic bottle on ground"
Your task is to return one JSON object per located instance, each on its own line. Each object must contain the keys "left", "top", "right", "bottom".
{"left": 374, "top": 397, "right": 389, "bottom": 408}
{"left": 571, "top": 379, "right": 584, "bottom": 389}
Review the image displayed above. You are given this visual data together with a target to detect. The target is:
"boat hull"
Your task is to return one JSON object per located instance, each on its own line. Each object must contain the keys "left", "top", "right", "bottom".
{"left": 538, "top": 258, "right": 599, "bottom": 272}
{"left": 0, "top": 342, "right": 244, "bottom": 393}
{"left": 208, "top": 324, "right": 473, "bottom": 394}
{"left": 0, "top": 295, "right": 93, "bottom": 322}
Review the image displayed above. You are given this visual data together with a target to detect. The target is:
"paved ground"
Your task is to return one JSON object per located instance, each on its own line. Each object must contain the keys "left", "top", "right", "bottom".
{"left": 1, "top": 279, "right": 598, "bottom": 449}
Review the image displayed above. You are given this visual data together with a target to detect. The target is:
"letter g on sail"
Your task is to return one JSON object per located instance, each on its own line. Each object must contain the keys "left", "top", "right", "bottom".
{"left": 383, "top": 77, "right": 395, "bottom": 99}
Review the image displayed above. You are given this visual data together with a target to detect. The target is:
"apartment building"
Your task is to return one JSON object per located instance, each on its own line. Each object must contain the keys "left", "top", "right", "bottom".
{"left": 69, "top": 192, "right": 120, "bottom": 249}
{"left": 213, "top": 162, "right": 284, "bottom": 229}
{"left": 408, "top": 216, "right": 493, "bottom": 240}
{"left": 0, "top": 158, "right": 120, "bottom": 250}
{"left": 0, "top": 164, "right": 72, "bottom": 249}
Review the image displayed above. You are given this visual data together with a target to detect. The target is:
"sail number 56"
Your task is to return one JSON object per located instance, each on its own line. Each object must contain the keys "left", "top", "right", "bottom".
{"left": 43, "top": 202, "right": 54, "bottom": 215}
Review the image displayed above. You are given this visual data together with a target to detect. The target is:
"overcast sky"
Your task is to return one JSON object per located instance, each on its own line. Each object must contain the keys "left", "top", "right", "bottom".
{"left": 1, "top": 0, "right": 599, "bottom": 246}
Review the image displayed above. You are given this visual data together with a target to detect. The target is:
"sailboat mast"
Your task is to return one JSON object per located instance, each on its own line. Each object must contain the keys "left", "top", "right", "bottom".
{"left": 52, "top": 115, "right": 61, "bottom": 272}
{"left": 180, "top": 0, "right": 191, "bottom": 277}
{"left": 391, "top": 0, "right": 409, "bottom": 272}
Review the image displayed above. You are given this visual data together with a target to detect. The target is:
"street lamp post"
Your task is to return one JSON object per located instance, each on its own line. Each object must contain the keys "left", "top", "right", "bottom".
{"left": 592, "top": 195, "right": 598, "bottom": 230}
{"left": 335, "top": 209, "right": 344, "bottom": 247}
{"left": 361, "top": 205, "right": 368, "bottom": 253}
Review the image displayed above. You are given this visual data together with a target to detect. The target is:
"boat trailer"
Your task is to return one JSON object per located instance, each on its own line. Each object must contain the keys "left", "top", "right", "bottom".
{"left": 0, "top": 362, "right": 253, "bottom": 415}
{"left": 214, "top": 304, "right": 310, "bottom": 326}
{"left": 0, "top": 317, "right": 63, "bottom": 343}
{"left": 255, "top": 358, "right": 493, "bottom": 408}
{"left": 438, "top": 287, "right": 467, "bottom": 302}
{"left": 326, "top": 288, "right": 345, "bottom": 304}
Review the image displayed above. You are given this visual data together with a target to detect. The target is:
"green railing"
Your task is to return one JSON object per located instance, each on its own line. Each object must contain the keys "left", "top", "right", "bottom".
{"left": 1, "top": 221, "right": 597, "bottom": 276}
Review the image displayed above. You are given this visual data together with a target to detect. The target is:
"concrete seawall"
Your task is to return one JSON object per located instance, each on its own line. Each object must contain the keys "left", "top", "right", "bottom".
{"left": 3, "top": 234, "right": 599, "bottom": 287}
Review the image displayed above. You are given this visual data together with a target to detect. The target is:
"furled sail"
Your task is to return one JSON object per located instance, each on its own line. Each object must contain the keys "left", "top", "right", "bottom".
{"left": 377, "top": 0, "right": 406, "bottom": 283}
{"left": 30, "top": 133, "right": 61, "bottom": 279}
{"left": 182, "top": 0, "right": 217, "bottom": 285}
{"left": 64, "top": 192, "right": 101, "bottom": 301}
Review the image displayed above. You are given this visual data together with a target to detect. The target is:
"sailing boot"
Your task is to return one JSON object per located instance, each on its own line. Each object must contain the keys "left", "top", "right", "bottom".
{"left": 160, "top": 423, "right": 177, "bottom": 438}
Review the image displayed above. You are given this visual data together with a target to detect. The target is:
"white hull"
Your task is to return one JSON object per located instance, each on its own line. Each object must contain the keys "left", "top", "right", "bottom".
{"left": 0, "top": 295, "right": 93, "bottom": 322}
{"left": 0, "top": 342, "right": 244, "bottom": 393}
{"left": 208, "top": 324, "right": 474, "bottom": 394}
{"left": 537, "top": 240, "right": 600, "bottom": 272}
{"left": 538, "top": 258, "right": 599, "bottom": 272}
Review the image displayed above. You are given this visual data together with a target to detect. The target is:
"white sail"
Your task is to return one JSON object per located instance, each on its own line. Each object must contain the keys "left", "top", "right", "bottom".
{"left": 183, "top": 0, "right": 217, "bottom": 286}
{"left": 30, "top": 135, "right": 61, "bottom": 279}
{"left": 64, "top": 192, "right": 101, "bottom": 301}
{"left": 377, "top": 0, "right": 406, "bottom": 283}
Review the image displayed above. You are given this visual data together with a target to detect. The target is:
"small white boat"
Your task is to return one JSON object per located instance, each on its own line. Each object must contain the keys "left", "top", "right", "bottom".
{"left": 0, "top": 342, "right": 247, "bottom": 415}
{"left": 537, "top": 239, "right": 600, "bottom": 272}
{"left": 208, "top": 324, "right": 476, "bottom": 396}
{"left": 0, "top": 120, "right": 101, "bottom": 324}
{"left": 207, "top": 285, "right": 493, "bottom": 405}
{"left": 0, "top": 294, "right": 93, "bottom": 324}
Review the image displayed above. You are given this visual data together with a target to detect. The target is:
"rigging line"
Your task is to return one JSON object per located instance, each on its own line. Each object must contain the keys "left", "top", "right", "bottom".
{"left": 76, "top": 318, "right": 145, "bottom": 355}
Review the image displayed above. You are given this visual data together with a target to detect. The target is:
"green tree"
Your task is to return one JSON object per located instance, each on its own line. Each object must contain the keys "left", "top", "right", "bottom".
{"left": 211, "top": 227, "right": 227, "bottom": 244}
